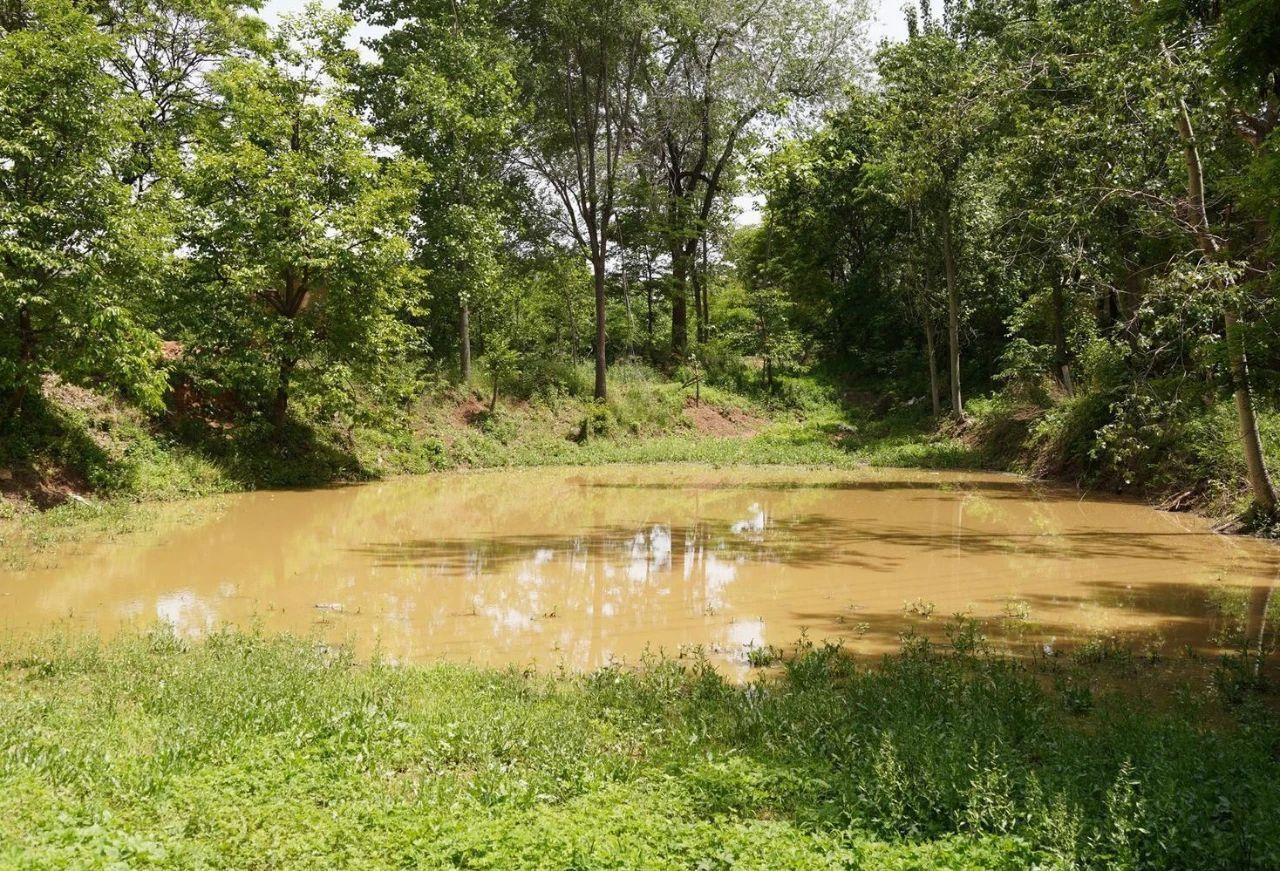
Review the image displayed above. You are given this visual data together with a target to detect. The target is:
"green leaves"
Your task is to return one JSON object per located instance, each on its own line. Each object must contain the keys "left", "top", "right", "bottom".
{"left": 175, "top": 9, "right": 415, "bottom": 425}
{"left": 0, "top": 0, "right": 165, "bottom": 407}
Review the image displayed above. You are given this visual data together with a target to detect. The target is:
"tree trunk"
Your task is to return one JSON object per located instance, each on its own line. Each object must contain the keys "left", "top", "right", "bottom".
{"left": 940, "top": 207, "right": 963, "bottom": 418}
{"left": 1051, "top": 275, "right": 1073, "bottom": 395}
{"left": 699, "top": 239, "right": 711, "bottom": 343}
{"left": 670, "top": 245, "right": 688, "bottom": 359}
{"left": 693, "top": 257, "right": 710, "bottom": 345}
{"left": 272, "top": 357, "right": 295, "bottom": 432}
{"left": 645, "top": 265, "right": 655, "bottom": 364}
{"left": 459, "top": 299, "right": 471, "bottom": 383}
{"left": 593, "top": 255, "right": 608, "bottom": 401}
{"left": 692, "top": 266, "right": 704, "bottom": 348}
{"left": 622, "top": 270, "right": 634, "bottom": 359}
{"left": 1227, "top": 310, "right": 1275, "bottom": 512}
{"left": 924, "top": 318, "right": 941, "bottom": 418}
{"left": 1173, "top": 95, "right": 1277, "bottom": 514}
{"left": 2, "top": 303, "right": 36, "bottom": 425}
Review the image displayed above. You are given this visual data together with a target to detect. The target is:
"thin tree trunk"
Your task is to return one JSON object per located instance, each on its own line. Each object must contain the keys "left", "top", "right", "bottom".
{"left": 567, "top": 284, "right": 578, "bottom": 361}
{"left": 1051, "top": 275, "right": 1073, "bottom": 395}
{"left": 692, "top": 239, "right": 709, "bottom": 345}
{"left": 699, "top": 238, "right": 711, "bottom": 342}
{"left": 1173, "top": 95, "right": 1277, "bottom": 514}
{"left": 940, "top": 207, "right": 963, "bottom": 418}
{"left": 670, "top": 245, "right": 688, "bottom": 358}
{"left": 622, "top": 269, "right": 634, "bottom": 360}
{"left": 1227, "top": 310, "right": 1275, "bottom": 511}
{"left": 459, "top": 299, "right": 471, "bottom": 384}
{"left": 645, "top": 260, "right": 655, "bottom": 364}
{"left": 692, "top": 266, "right": 704, "bottom": 348}
{"left": 272, "top": 357, "right": 295, "bottom": 432}
{"left": 924, "top": 318, "right": 941, "bottom": 418}
{"left": 593, "top": 256, "right": 607, "bottom": 401}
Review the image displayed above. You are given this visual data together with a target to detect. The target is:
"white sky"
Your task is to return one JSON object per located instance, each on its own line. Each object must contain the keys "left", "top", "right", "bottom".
{"left": 260, "top": 0, "right": 912, "bottom": 50}
{"left": 259, "top": 0, "right": 912, "bottom": 225}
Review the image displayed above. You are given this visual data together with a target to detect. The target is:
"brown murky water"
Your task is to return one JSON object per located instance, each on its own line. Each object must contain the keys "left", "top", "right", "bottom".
{"left": 2, "top": 465, "right": 1277, "bottom": 677}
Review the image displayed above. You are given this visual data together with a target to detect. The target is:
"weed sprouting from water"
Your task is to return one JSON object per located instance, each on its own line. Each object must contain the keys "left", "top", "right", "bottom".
{"left": 903, "top": 598, "right": 937, "bottom": 619}
{"left": 745, "top": 643, "right": 783, "bottom": 668}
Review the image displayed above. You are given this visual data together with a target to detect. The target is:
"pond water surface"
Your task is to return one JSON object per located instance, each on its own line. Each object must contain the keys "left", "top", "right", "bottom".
{"left": 2, "top": 465, "right": 1277, "bottom": 676}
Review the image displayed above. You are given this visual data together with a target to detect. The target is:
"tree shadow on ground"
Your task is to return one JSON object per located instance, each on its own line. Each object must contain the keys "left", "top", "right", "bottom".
{"left": 787, "top": 574, "right": 1280, "bottom": 661}
{"left": 0, "top": 394, "right": 124, "bottom": 507}
{"left": 164, "top": 414, "right": 372, "bottom": 489}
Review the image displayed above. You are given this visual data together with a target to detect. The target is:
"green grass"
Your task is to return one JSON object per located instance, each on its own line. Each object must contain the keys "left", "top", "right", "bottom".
{"left": 0, "top": 628, "right": 1276, "bottom": 869}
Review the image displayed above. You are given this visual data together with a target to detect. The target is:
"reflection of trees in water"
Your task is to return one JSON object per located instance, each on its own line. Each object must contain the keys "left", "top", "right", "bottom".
{"left": 7, "top": 466, "right": 1280, "bottom": 670}
{"left": 1203, "top": 578, "right": 1280, "bottom": 661}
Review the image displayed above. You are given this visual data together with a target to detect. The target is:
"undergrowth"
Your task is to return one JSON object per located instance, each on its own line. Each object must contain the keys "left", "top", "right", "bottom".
{"left": 0, "top": 627, "right": 1275, "bottom": 869}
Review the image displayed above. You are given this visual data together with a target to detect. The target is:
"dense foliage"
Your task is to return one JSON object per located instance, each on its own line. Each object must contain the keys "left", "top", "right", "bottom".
{"left": 2, "top": 0, "right": 1280, "bottom": 516}
{"left": 755, "top": 0, "right": 1280, "bottom": 516}
{"left": 0, "top": 0, "right": 856, "bottom": 436}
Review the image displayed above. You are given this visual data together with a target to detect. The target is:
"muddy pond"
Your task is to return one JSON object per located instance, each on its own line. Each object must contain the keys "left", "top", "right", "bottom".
{"left": 2, "top": 465, "right": 1276, "bottom": 677}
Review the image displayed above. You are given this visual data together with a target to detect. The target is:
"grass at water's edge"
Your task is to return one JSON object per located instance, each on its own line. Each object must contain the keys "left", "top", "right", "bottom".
{"left": 0, "top": 626, "right": 1276, "bottom": 869}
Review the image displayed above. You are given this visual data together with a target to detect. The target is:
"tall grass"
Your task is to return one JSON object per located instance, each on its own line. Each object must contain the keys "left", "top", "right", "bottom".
{"left": 1, "top": 627, "right": 1276, "bottom": 869}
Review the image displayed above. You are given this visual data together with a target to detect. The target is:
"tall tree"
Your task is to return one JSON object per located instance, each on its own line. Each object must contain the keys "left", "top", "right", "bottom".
{"left": 178, "top": 5, "right": 414, "bottom": 430}
{"left": 0, "top": 0, "right": 166, "bottom": 423}
{"left": 517, "top": 0, "right": 650, "bottom": 400}
{"left": 652, "top": 0, "right": 862, "bottom": 357}
{"left": 874, "top": 8, "right": 998, "bottom": 418}
{"left": 1151, "top": 2, "right": 1280, "bottom": 514}
{"left": 96, "top": 0, "right": 265, "bottom": 191}
{"left": 350, "top": 0, "right": 523, "bottom": 384}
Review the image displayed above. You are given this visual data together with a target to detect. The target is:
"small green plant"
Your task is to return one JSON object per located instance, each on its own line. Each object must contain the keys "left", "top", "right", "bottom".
{"left": 1055, "top": 672, "right": 1095, "bottom": 715}
{"left": 1001, "top": 599, "right": 1030, "bottom": 622}
{"left": 745, "top": 643, "right": 782, "bottom": 668}
{"left": 945, "top": 613, "right": 986, "bottom": 655}
{"left": 903, "top": 598, "right": 936, "bottom": 619}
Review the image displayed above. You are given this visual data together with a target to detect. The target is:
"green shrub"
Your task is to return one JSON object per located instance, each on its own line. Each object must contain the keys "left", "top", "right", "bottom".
{"left": 576, "top": 402, "right": 616, "bottom": 441}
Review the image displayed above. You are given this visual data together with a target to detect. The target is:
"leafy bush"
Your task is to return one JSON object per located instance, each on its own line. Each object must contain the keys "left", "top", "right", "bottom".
{"left": 576, "top": 402, "right": 616, "bottom": 441}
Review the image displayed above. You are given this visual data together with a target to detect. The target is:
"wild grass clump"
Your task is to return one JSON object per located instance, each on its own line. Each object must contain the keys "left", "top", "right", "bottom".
{"left": 1, "top": 627, "right": 1276, "bottom": 869}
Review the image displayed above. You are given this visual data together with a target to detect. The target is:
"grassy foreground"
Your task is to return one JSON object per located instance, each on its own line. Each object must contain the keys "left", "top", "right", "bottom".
{"left": 1, "top": 628, "right": 1277, "bottom": 870}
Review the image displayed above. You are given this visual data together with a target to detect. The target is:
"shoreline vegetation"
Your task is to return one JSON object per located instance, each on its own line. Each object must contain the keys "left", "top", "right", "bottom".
{"left": 3, "top": 364, "right": 1277, "bottom": 561}
{"left": 1, "top": 624, "right": 1277, "bottom": 869}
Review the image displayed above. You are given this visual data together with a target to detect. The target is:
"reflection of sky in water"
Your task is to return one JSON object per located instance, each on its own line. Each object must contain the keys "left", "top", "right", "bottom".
{"left": 731, "top": 503, "right": 768, "bottom": 539}
{"left": 727, "top": 618, "right": 765, "bottom": 654}
{"left": 704, "top": 555, "right": 737, "bottom": 611}
{"left": 482, "top": 604, "right": 537, "bottom": 634}
{"left": 425, "top": 517, "right": 759, "bottom": 651}
{"left": 11, "top": 465, "right": 1275, "bottom": 674}
{"left": 156, "top": 590, "right": 215, "bottom": 636}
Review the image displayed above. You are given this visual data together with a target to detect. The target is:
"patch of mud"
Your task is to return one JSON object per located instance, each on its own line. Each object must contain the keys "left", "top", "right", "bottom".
{"left": 0, "top": 464, "right": 89, "bottom": 510}
{"left": 451, "top": 397, "right": 490, "bottom": 427}
{"left": 682, "top": 399, "right": 765, "bottom": 437}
